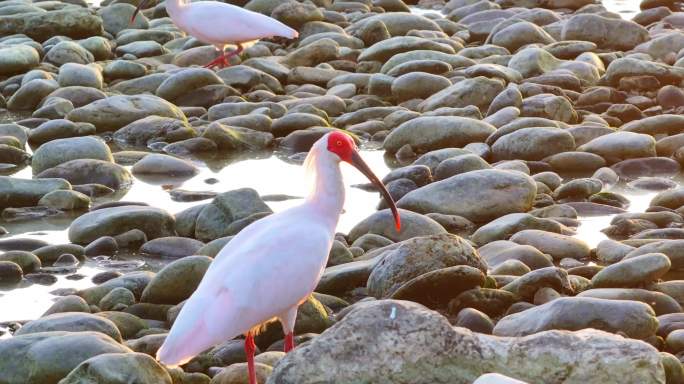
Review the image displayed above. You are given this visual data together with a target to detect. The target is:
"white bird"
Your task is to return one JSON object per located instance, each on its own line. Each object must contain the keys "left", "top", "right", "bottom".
{"left": 132, "top": 0, "right": 298, "bottom": 68}
{"left": 156, "top": 131, "right": 401, "bottom": 384}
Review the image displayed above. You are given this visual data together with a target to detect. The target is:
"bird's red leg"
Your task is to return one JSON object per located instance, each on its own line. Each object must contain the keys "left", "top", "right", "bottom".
{"left": 203, "top": 53, "right": 225, "bottom": 69}
{"left": 218, "top": 43, "right": 244, "bottom": 68}
{"left": 245, "top": 331, "right": 257, "bottom": 384}
{"left": 284, "top": 332, "right": 295, "bottom": 353}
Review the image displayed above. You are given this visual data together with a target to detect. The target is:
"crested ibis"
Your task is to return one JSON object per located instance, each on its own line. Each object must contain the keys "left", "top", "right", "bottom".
{"left": 156, "top": 131, "right": 401, "bottom": 384}
{"left": 132, "top": 0, "right": 298, "bottom": 68}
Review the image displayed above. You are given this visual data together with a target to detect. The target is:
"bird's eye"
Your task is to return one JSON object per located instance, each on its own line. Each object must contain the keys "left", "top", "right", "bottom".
{"left": 336, "top": 140, "right": 342, "bottom": 146}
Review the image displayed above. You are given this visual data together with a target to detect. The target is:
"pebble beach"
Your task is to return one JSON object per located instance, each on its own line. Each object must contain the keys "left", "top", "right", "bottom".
{"left": 1, "top": 0, "right": 684, "bottom": 382}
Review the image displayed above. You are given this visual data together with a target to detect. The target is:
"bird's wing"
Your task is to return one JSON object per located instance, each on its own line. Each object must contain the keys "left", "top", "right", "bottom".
{"left": 157, "top": 207, "right": 332, "bottom": 365}
{"left": 180, "top": 2, "right": 297, "bottom": 44}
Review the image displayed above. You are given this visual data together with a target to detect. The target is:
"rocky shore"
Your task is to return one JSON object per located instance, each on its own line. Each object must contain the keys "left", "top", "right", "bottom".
{"left": 1, "top": 0, "right": 684, "bottom": 382}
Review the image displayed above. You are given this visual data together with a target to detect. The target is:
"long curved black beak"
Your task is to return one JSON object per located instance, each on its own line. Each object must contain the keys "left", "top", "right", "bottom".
{"left": 131, "top": 0, "right": 149, "bottom": 23}
{"left": 349, "top": 151, "right": 401, "bottom": 231}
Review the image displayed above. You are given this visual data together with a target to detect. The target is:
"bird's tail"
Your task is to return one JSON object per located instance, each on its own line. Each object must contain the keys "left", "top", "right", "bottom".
{"left": 284, "top": 26, "right": 299, "bottom": 40}
{"left": 271, "top": 18, "right": 299, "bottom": 40}
{"left": 156, "top": 295, "right": 216, "bottom": 367}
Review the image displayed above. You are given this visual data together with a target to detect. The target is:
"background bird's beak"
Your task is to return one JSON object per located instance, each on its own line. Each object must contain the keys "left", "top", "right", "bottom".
{"left": 349, "top": 151, "right": 401, "bottom": 231}
{"left": 131, "top": 0, "right": 149, "bottom": 23}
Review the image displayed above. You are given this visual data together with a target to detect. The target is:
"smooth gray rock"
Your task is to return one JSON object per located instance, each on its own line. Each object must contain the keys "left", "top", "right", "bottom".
{"left": 397, "top": 169, "right": 537, "bottom": 223}
{"left": 493, "top": 297, "right": 657, "bottom": 339}
{"left": 510, "top": 229, "right": 590, "bottom": 260}
{"left": 45, "top": 41, "right": 94, "bottom": 66}
{"left": 471, "top": 213, "right": 562, "bottom": 246}
{"left": 592, "top": 253, "right": 670, "bottom": 288}
{"left": 113, "top": 116, "right": 196, "bottom": 146}
{"left": 58, "top": 63, "right": 103, "bottom": 89}
{"left": 0, "top": 9, "right": 103, "bottom": 42}
{"left": 0, "top": 44, "right": 39, "bottom": 76}
{"left": 383, "top": 116, "right": 496, "bottom": 154}
{"left": 0, "top": 177, "right": 71, "bottom": 208}
{"left": 67, "top": 94, "right": 187, "bottom": 132}
{"left": 348, "top": 208, "right": 445, "bottom": 243}
{"left": 16, "top": 313, "right": 122, "bottom": 342}
{"left": 32, "top": 136, "right": 112, "bottom": 175}
{"left": 59, "top": 352, "right": 171, "bottom": 384}
{"left": 367, "top": 234, "right": 486, "bottom": 298}
{"left": 0, "top": 331, "right": 130, "bottom": 384}
{"left": 68, "top": 206, "right": 176, "bottom": 244}
{"left": 141, "top": 256, "right": 212, "bottom": 305}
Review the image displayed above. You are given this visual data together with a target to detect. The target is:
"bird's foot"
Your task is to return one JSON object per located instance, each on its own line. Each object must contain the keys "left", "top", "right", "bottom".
{"left": 284, "top": 332, "right": 295, "bottom": 353}
{"left": 245, "top": 332, "right": 258, "bottom": 384}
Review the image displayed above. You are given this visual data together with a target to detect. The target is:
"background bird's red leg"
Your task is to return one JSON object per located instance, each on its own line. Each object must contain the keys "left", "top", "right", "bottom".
{"left": 284, "top": 332, "right": 295, "bottom": 352}
{"left": 245, "top": 332, "right": 257, "bottom": 384}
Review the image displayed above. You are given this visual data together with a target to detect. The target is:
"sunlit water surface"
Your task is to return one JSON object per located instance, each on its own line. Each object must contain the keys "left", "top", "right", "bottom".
{"left": 0, "top": 150, "right": 391, "bottom": 322}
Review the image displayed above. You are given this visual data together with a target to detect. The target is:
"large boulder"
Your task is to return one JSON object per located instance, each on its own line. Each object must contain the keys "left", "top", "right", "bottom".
{"left": 471, "top": 213, "right": 561, "bottom": 246}
{"left": 0, "top": 9, "right": 103, "bottom": 42}
{"left": 367, "top": 234, "right": 486, "bottom": 298}
{"left": 16, "top": 313, "right": 122, "bottom": 342}
{"left": 602, "top": 58, "right": 684, "bottom": 86}
{"left": 0, "top": 177, "right": 70, "bottom": 208}
{"left": 491, "top": 127, "right": 575, "bottom": 161}
{"left": 0, "top": 45, "right": 39, "bottom": 76}
{"left": 194, "top": 188, "right": 272, "bottom": 241}
{"left": 493, "top": 297, "right": 658, "bottom": 339}
{"left": 348, "top": 13, "right": 441, "bottom": 37}
{"left": 31, "top": 136, "right": 113, "bottom": 175}
{"left": 7, "top": 79, "right": 60, "bottom": 111}
{"left": 510, "top": 229, "right": 590, "bottom": 260}
{"left": 155, "top": 68, "right": 224, "bottom": 102}
{"left": 578, "top": 131, "right": 656, "bottom": 162}
{"left": 113, "top": 116, "right": 196, "bottom": 146}
{"left": 267, "top": 300, "right": 666, "bottom": 384}
{"left": 99, "top": 3, "right": 149, "bottom": 35}
{"left": 68, "top": 206, "right": 176, "bottom": 244}
{"left": 591, "top": 253, "right": 671, "bottom": 288}
{"left": 348, "top": 209, "right": 445, "bottom": 243}
{"left": 0, "top": 331, "right": 130, "bottom": 384}
{"left": 78, "top": 271, "right": 154, "bottom": 305}
{"left": 45, "top": 41, "right": 94, "bottom": 67}
{"left": 59, "top": 352, "right": 172, "bottom": 384}
{"left": 358, "top": 36, "right": 455, "bottom": 62}
{"left": 36, "top": 159, "right": 131, "bottom": 190}
{"left": 419, "top": 77, "right": 504, "bottom": 112}
{"left": 397, "top": 170, "right": 537, "bottom": 223}
{"left": 561, "top": 14, "right": 649, "bottom": 50}
{"left": 490, "top": 21, "right": 556, "bottom": 52}
{"left": 624, "top": 240, "right": 684, "bottom": 270}
{"left": 383, "top": 116, "right": 496, "bottom": 154}
{"left": 67, "top": 95, "right": 187, "bottom": 132}
{"left": 140, "top": 256, "right": 212, "bottom": 305}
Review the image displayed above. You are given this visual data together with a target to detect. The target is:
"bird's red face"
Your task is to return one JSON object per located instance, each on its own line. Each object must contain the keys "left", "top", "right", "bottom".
{"left": 326, "top": 131, "right": 356, "bottom": 163}
{"left": 326, "top": 131, "right": 401, "bottom": 231}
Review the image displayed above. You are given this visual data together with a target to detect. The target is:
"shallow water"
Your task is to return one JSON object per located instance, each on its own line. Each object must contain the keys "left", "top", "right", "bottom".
{"left": 0, "top": 0, "right": 652, "bottom": 324}
{"left": 0, "top": 149, "right": 392, "bottom": 322}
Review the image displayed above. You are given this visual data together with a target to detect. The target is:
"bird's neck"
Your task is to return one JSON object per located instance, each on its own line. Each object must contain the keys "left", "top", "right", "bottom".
{"left": 165, "top": 0, "right": 187, "bottom": 22}
{"left": 303, "top": 149, "right": 345, "bottom": 230}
